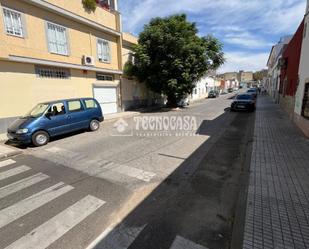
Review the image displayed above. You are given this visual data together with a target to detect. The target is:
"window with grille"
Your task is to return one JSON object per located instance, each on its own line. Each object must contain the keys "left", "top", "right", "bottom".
{"left": 2, "top": 7, "right": 24, "bottom": 37}
{"left": 35, "top": 66, "right": 70, "bottom": 79}
{"left": 46, "top": 22, "right": 68, "bottom": 55}
{"left": 96, "top": 73, "right": 113, "bottom": 81}
{"left": 97, "top": 39, "right": 111, "bottom": 63}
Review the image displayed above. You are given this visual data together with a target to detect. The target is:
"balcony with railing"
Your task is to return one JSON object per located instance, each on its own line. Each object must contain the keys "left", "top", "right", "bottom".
{"left": 95, "top": 0, "right": 117, "bottom": 12}
{"left": 45, "top": 0, "right": 120, "bottom": 31}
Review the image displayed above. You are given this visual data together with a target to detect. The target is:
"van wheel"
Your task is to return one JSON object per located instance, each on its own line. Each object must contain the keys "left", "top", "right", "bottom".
{"left": 32, "top": 131, "right": 49, "bottom": 147}
{"left": 89, "top": 119, "right": 100, "bottom": 131}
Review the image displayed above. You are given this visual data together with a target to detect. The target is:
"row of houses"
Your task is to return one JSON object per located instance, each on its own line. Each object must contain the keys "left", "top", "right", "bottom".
{"left": 190, "top": 70, "right": 256, "bottom": 102}
{"left": 0, "top": 0, "right": 154, "bottom": 136}
{"left": 219, "top": 70, "right": 253, "bottom": 83}
{"left": 265, "top": 0, "right": 309, "bottom": 137}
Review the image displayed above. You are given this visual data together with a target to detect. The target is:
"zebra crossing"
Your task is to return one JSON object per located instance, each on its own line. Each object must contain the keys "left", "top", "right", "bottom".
{"left": 39, "top": 146, "right": 157, "bottom": 186}
{"left": 0, "top": 158, "right": 106, "bottom": 249}
{"left": 0, "top": 158, "right": 209, "bottom": 249}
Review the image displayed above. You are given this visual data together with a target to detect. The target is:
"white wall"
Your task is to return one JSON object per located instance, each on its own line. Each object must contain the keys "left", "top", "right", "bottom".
{"left": 295, "top": 14, "right": 309, "bottom": 114}
{"left": 191, "top": 76, "right": 216, "bottom": 100}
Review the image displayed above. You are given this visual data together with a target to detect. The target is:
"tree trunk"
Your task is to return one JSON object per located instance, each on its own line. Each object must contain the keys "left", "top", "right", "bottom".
{"left": 166, "top": 94, "right": 178, "bottom": 107}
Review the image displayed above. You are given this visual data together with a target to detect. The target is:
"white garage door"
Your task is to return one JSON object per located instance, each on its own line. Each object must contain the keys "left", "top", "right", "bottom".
{"left": 93, "top": 87, "right": 117, "bottom": 114}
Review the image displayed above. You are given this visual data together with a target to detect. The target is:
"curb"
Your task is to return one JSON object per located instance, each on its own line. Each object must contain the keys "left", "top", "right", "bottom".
{"left": 0, "top": 144, "right": 23, "bottom": 160}
{"left": 103, "top": 112, "right": 141, "bottom": 123}
{"left": 230, "top": 107, "right": 256, "bottom": 249}
{"left": 0, "top": 149, "right": 23, "bottom": 160}
{"left": 0, "top": 133, "right": 7, "bottom": 142}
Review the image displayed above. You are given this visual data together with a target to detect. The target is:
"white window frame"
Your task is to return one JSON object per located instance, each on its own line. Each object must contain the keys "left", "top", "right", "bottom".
{"left": 45, "top": 21, "right": 69, "bottom": 56}
{"left": 2, "top": 6, "right": 25, "bottom": 38}
{"left": 97, "top": 38, "right": 111, "bottom": 63}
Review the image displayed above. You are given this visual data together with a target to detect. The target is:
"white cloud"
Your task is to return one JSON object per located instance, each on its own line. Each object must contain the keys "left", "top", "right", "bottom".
{"left": 224, "top": 32, "right": 273, "bottom": 49}
{"left": 120, "top": 0, "right": 305, "bottom": 35}
{"left": 119, "top": 0, "right": 306, "bottom": 72}
{"left": 218, "top": 51, "right": 269, "bottom": 73}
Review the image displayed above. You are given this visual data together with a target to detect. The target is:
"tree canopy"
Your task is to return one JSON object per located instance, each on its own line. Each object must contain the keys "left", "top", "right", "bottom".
{"left": 125, "top": 14, "right": 225, "bottom": 106}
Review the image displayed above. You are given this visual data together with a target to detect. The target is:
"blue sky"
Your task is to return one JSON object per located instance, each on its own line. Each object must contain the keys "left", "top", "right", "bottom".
{"left": 119, "top": 0, "right": 306, "bottom": 73}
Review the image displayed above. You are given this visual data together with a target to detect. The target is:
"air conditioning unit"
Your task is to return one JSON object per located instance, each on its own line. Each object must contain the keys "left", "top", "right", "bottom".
{"left": 82, "top": 55, "right": 95, "bottom": 66}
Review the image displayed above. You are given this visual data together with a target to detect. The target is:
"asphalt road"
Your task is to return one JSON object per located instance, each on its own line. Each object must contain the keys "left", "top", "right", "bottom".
{"left": 0, "top": 92, "right": 255, "bottom": 249}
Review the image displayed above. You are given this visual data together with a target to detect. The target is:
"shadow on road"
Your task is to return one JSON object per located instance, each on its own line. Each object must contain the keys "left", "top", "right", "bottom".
{"left": 93, "top": 109, "right": 255, "bottom": 249}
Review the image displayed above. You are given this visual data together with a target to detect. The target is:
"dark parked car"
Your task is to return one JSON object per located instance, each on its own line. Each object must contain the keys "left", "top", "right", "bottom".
{"left": 208, "top": 90, "right": 219, "bottom": 98}
{"left": 228, "top": 88, "right": 234, "bottom": 93}
{"left": 7, "top": 98, "right": 103, "bottom": 146}
{"left": 231, "top": 94, "right": 256, "bottom": 112}
{"left": 247, "top": 88, "right": 258, "bottom": 98}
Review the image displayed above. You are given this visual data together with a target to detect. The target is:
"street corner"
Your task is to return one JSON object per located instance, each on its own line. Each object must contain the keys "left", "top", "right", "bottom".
{"left": 0, "top": 143, "right": 23, "bottom": 159}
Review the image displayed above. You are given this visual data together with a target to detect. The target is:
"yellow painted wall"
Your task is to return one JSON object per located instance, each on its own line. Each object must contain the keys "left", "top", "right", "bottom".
{"left": 122, "top": 32, "right": 138, "bottom": 45}
{"left": 0, "top": 0, "right": 120, "bottom": 70}
{"left": 121, "top": 78, "right": 149, "bottom": 101}
{"left": 121, "top": 34, "right": 150, "bottom": 103}
{"left": 0, "top": 61, "right": 119, "bottom": 118}
{"left": 46, "top": 0, "right": 118, "bottom": 31}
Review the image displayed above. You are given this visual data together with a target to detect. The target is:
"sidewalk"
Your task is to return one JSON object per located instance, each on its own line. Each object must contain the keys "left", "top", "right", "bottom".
{"left": 0, "top": 144, "right": 22, "bottom": 159}
{"left": 242, "top": 96, "right": 309, "bottom": 248}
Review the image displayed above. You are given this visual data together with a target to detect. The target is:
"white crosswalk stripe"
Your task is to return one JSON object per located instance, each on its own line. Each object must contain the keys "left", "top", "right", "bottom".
{"left": 98, "top": 162, "right": 156, "bottom": 182}
{"left": 43, "top": 147, "right": 156, "bottom": 183}
{"left": 0, "top": 159, "right": 16, "bottom": 168}
{"left": 0, "top": 182, "right": 74, "bottom": 228}
{"left": 170, "top": 236, "right": 209, "bottom": 249}
{"left": 5, "top": 195, "right": 105, "bottom": 249}
{"left": 0, "top": 173, "right": 50, "bottom": 199}
{"left": 0, "top": 166, "right": 31, "bottom": 181}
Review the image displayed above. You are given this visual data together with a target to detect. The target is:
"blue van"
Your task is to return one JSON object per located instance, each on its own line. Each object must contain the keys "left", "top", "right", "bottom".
{"left": 7, "top": 98, "right": 103, "bottom": 146}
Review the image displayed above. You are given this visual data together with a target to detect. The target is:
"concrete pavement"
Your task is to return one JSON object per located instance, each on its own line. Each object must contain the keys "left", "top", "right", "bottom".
{"left": 92, "top": 107, "right": 255, "bottom": 249}
{"left": 0, "top": 92, "right": 250, "bottom": 249}
{"left": 0, "top": 144, "right": 22, "bottom": 160}
{"left": 242, "top": 96, "right": 309, "bottom": 249}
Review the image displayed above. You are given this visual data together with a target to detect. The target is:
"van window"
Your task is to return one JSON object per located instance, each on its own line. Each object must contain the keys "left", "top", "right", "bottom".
{"left": 68, "top": 100, "right": 83, "bottom": 112}
{"left": 83, "top": 99, "right": 98, "bottom": 109}
{"left": 24, "top": 103, "right": 49, "bottom": 118}
{"left": 49, "top": 102, "right": 66, "bottom": 116}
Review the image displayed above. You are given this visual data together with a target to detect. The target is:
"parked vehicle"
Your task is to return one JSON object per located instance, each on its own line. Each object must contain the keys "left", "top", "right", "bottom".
{"left": 7, "top": 98, "right": 103, "bottom": 146}
{"left": 177, "top": 97, "right": 190, "bottom": 107}
{"left": 247, "top": 88, "right": 258, "bottom": 98}
{"left": 228, "top": 88, "right": 234, "bottom": 93}
{"left": 231, "top": 94, "right": 256, "bottom": 112}
{"left": 208, "top": 90, "right": 219, "bottom": 98}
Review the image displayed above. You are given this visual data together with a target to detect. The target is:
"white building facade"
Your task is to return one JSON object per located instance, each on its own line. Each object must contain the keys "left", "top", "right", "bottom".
{"left": 294, "top": 0, "right": 309, "bottom": 137}
{"left": 266, "top": 36, "right": 292, "bottom": 103}
{"left": 191, "top": 76, "right": 219, "bottom": 101}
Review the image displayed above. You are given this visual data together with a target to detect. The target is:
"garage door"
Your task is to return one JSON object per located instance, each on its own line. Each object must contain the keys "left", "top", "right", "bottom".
{"left": 93, "top": 87, "right": 117, "bottom": 114}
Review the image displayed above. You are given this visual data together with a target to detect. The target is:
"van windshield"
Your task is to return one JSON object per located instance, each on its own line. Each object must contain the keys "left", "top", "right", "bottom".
{"left": 23, "top": 103, "right": 49, "bottom": 118}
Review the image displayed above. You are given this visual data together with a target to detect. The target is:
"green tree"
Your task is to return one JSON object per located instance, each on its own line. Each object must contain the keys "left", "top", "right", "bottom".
{"left": 253, "top": 69, "right": 267, "bottom": 81}
{"left": 125, "top": 14, "right": 225, "bottom": 106}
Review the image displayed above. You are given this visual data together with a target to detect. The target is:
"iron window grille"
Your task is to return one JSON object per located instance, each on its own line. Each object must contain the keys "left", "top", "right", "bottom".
{"left": 96, "top": 73, "right": 113, "bottom": 81}
{"left": 35, "top": 66, "right": 70, "bottom": 79}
